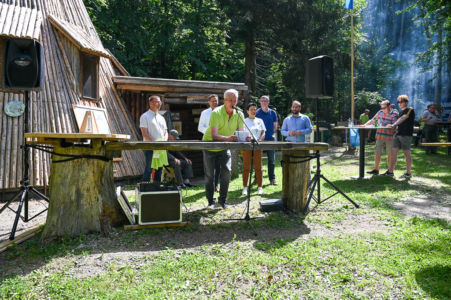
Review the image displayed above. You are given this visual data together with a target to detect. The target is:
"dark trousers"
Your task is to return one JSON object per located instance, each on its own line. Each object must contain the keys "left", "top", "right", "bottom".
{"left": 203, "top": 150, "right": 231, "bottom": 205}
{"left": 424, "top": 125, "right": 438, "bottom": 154}
{"left": 169, "top": 159, "right": 193, "bottom": 184}
{"left": 142, "top": 150, "right": 162, "bottom": 182}
{"left": 214, "top": 159, "right": 221, "bottom": 188}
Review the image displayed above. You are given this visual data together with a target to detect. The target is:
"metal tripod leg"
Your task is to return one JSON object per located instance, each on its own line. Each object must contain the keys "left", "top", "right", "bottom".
{"left": 320, "top": 175, "right": 359, "bottom": 208}
{"left": 304, "top": 174, "right": 319, "bottom": 214}
{"left": 10, "top": 188, "right": 28, "bottom": 240}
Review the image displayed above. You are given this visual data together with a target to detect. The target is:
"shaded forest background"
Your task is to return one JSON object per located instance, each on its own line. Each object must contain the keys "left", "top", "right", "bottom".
{"left": 84, "top": 0, "right": 450, "bottom": 122}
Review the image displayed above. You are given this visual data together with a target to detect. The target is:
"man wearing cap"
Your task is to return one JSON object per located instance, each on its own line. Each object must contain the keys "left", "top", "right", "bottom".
{"left": 198, "top": 94, "right": 220, "bottom": 192}
{"left": 167, "top": 130, "right": 194, "bottom": 188}
{"left": 202, "top": 89, "right": 244, "bottom": 209}
{"left": 363, "top": 100, "right": 398, "bottom": 176}
{"left": 139, "top": 95, "right": 168, "bottom": 182}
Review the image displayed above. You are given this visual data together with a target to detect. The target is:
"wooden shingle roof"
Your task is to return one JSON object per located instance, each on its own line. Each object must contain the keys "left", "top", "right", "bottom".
{"left": 0, "top": 2, "right": 42, "bottom": 40}
{"left": 48, "top": 15, "right": 111, "bottom": 59}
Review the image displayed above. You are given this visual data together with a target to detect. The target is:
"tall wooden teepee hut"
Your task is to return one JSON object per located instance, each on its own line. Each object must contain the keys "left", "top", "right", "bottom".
{"left": 0, "top": 0, "right": 144, "bottom": 194}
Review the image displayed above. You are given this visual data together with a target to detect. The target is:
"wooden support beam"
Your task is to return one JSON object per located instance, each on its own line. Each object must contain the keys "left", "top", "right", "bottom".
{"left": 124, "top": 222, "right": 190, "bottom": 231}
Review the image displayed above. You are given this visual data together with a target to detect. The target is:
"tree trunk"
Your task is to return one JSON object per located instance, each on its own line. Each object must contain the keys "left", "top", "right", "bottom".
{"left": 281, "top": 150, "right": 310, "bottom": 213}
{"left": 41, "top": 140, "right": 126, "bottom": 242}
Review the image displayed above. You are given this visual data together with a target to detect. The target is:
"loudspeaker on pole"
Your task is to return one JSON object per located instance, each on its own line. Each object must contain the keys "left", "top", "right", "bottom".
{"left": 1, "top": 37, "right": 44, "bottom": 91}
{"left": 305, "top": 55, "right": 334, "bottom": 99}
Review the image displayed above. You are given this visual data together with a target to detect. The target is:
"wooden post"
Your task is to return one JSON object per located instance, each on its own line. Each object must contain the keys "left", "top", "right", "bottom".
{"left": 281, "top": 150, "right": 310, "bottom": 213}
{"left": 41, "top": 140, "right": 126, "bottom": 241}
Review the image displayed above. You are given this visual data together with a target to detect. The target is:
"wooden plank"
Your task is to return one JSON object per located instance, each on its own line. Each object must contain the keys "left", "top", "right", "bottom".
{"left": 124, "top": 222, "right": 190, "bottom": 231}
{"left": 0, "top": 224, "right": 44, "bottom": 253}
{"left": 113, "top": 76, "right": 247, "bottom": 90}
{"left": 105, "top": 141, "right": 329, "bottom": 152}
{"left": 25, "top": 132, "right": 130, "bottom": 141}
{"left": 420, "top": 143, "right": 451, "bottom": 147}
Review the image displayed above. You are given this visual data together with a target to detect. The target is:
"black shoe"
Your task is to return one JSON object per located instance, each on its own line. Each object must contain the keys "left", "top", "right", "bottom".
{"left": 219, "top": 201, "right": 228, "bottom": 209}
{"left": 367, "top": 169, "right": 379, "bottom": 175}
{"left": 185, "top": 182, "right": 195, "bottom": 187}
{"left": 382, "top": 170, "right": 394, "bottom": 176}
{"left": 400, "top": 173, "right": 411, "bottom": 179}
{"left": 180, "top": 184, "right": 187, "bottom": 189}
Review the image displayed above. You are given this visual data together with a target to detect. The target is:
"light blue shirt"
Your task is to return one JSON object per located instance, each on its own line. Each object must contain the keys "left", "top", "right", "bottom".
{"left": 281, "top": 114, "right": 313, "bottom": 142}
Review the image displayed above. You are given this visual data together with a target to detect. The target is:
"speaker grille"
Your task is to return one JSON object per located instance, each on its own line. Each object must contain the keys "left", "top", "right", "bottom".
{"left": 137, "top": 191, "right": 181, "bottom": 224}
{"left": 5, "top": 38, "right": 41, "bottom": 88}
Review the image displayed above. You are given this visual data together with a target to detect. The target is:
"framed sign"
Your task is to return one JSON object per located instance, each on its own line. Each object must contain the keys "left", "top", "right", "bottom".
{"left": 73, "top": 105, "right": 112, "bottom": 134}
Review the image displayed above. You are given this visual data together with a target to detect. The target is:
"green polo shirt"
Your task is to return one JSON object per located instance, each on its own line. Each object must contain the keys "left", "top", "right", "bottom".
{"left": 202, "top": 105, "right": 244, "bottom": 150}
{"left": 360, "top": 113, "right": 369, "bottom": 124}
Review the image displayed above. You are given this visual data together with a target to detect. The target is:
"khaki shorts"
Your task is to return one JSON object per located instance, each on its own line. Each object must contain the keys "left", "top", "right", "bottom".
{"left": 375, "top": 139, "right": 394, "bottom": 155}
{"left": 393, "top": 135, "right": 412, "bottom": 151}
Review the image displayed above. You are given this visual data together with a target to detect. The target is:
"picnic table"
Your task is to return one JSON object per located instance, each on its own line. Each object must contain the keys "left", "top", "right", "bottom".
{"left": 26, "top": 133, "right": 328, "bottom": 240}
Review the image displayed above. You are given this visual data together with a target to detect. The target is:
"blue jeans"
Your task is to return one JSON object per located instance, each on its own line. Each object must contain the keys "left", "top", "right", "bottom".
{"left": 142, "top": 150, "right": 162, "bottom": 182}
{"left": 203, "top": 150, "right": 231, "bottom": 205}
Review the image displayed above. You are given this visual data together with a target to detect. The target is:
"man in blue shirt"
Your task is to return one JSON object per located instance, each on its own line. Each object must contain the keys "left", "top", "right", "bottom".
{"left": 256, "top": 95, "right": 279, "bottom": 185}
{"left": 281, "top": 101, "right": 313, "bottom": 142}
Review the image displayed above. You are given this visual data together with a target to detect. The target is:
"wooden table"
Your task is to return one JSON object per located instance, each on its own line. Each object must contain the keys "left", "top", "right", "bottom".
{"left": 333, "top": 126, "right": 392, "bottom": 179}
{"left": 26, "top": 133, "right": 328, "bottom": 240}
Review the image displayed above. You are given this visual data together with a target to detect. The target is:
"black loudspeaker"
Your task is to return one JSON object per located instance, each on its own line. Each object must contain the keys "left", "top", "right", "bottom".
{"left": 4, "top": 38, "right": 44, "bottom": 89}
{"left": 305, "top": 55, "right": 334, "bottom": 99}
{"left": 135, "top": 183, "right": 182, "bottom": 225}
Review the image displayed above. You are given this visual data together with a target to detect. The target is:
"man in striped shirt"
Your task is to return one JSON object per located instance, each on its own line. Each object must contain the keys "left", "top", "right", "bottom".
{"left": 363, "top": 100, "right": 399, "bottom": 175}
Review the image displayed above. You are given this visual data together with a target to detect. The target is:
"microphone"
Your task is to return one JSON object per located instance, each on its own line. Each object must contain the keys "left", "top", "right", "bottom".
{"left": 232, "top": 105, "right": 242, "bottom": 111}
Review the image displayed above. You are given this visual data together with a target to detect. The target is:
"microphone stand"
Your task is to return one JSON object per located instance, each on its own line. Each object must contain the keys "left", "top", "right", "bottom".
{"left": 224, "top": 106, "right": 260, "bottom": 236}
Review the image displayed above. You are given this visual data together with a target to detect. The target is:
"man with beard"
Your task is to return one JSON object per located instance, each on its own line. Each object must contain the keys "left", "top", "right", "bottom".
{"left": 281, "top": 100, "right": 313, "bottom": 142}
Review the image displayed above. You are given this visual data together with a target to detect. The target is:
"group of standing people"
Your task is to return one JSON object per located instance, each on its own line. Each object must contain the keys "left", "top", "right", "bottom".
{"left": 139, "top": 90, "right": 315, "bottom": 209}
{"left": 362, "top": 95, "right": 415, "bottom": 178}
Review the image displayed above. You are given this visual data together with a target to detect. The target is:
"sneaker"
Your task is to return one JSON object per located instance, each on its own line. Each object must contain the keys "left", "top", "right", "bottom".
{"left": 270, "top": 179, "right": 278, "bottom": 186}
{"left": 257, "top": 187, "right": 263, "bottom": 195}
{"left": 242, "top": 187, "right": 248, "bottom": 196}
{"left": 219, "top": 201, "right": 228, "bottom": 209}
{"left": 382, "top": 170, "right": 394, "bottom": 177}
{"left": 367, "top": 169, "right": 379, "bottom": 175}
{"left": 400, "top": 173, "right": 411, "bottom": 179}
{"left": 207, "top": 200, "right": 216, "bottom": 209}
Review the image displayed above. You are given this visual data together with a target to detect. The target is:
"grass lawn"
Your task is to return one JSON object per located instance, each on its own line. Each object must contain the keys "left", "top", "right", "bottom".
{"left": 1, "top": 146, "right": 450, "bottom": 299}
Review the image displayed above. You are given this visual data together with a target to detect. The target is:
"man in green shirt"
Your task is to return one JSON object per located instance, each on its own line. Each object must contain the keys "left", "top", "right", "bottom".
{"left": 360, "top": 109, "right": 371, "bottom": 141}
{"left": 203, "top": 89, "right": 244, "bottom": 209}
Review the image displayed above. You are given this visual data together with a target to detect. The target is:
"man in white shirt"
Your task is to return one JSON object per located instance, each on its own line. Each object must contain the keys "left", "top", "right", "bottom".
{"left": 198, "top": 94, "right": 219, "bottom": 134}
{"left": 140, "top": 95, "right": 168, "bottom": 182}
{"left": 198, "top": 94, "right": 220, "bottom": 192}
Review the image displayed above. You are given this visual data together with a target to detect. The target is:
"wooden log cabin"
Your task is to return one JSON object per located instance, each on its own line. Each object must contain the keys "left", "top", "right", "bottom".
{"left": 0, "top": 0, "right": 248, "bottom": 194}
{"left": 113, "top": 76, "right": 248, "bottom": 176}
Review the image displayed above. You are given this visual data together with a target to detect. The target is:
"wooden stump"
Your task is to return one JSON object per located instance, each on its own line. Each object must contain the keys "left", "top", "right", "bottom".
{"left": 281, "top": 150, "right": 310, "bottom": 213}
{"left": 41, "top": 140, "right": 126, "bottom": 241}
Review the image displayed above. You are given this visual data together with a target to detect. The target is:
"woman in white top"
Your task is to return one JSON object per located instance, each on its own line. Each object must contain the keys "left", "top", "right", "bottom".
{"left": 241, "top": 103, "right": 266, "bottom": 196}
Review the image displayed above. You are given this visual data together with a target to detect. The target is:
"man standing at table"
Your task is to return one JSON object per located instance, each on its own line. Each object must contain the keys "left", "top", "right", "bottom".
{"left": 420, "top": 103, "right": 440, "bottom": 154}
{"left": 202, "top": 89, "right": 244, "bottom": 209}
{"left": 140, "top": 95, "right": 168, "bottom": 182}
{"left": 386, "top": 95, "right": 415, "bottom": 178}
{"left": 198, "top": 94, "right": 220, "bottom": 192}
{"left": 363, "top": 100, "right": 398, "bottom": 176}
{"left": 281, "top": 100, "right": 313, "bottom": 142}
{"left": 360, "top": 109, "right": 371, "bottom": 141}
{"left": 256, "top": 95, "right": 279, "bottom": 185}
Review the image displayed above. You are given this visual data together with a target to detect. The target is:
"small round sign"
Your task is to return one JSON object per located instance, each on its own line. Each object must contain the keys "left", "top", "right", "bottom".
{"left": 4, "top": 101, "right": 25, "bottom": 117}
